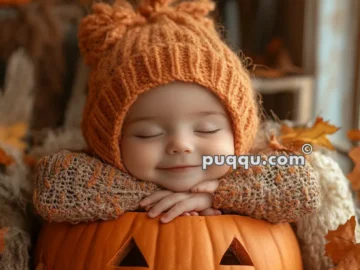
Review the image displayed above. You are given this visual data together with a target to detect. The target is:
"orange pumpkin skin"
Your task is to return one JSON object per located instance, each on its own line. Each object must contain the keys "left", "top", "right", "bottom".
{"left": 34, "top": 212, "right": 303, "bottom": 270}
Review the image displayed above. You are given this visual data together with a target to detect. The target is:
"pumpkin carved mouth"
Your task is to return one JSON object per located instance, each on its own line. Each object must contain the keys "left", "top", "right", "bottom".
{"left": 111, "top": 238, "right": 149, "bottom": 267}
{"left": 111, "top": 237, "right": 254, "bottom": 267}
{"left": 220, "top": 237, "right": 254, "bottom": 266}
{"left": 35, "top": 213, "right": 302, "bottom": 270}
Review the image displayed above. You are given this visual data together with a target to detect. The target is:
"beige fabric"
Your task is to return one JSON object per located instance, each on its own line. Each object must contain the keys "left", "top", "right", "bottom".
{"left": 212, "top": 150, "right": 321, "bottom": 223}
{"left": 33, "top": 147, "right": 320, "bottom": 224}
{"left": 33, "top": 150, "right": 162, "bottom": 224}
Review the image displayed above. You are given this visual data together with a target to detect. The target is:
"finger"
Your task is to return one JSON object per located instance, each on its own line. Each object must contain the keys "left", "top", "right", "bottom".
{"left": 198, "top": 208, "right": 222, "bottom": 216}
{"left": 190, "top": 183, "right": 200, "bottom": 193}
{"left": 161, "top": 196, "right": 203, "bottom": 223}
{"left": 191, "top": 180, "right": 219, "bottom": 193}
{"left": 144, "top": 204, "right": 155, "bottom": 212}
{"left": 140, "top": 190, "right": 173, "bottom": 207}
{"left": 189, "top": 211, "right": 199, "bottom": 216}
{"left": 148, "top": 192, "right": 192, "bottom": 218}
{"left": 181, "top": 212, "right": 191, "bottom": 216}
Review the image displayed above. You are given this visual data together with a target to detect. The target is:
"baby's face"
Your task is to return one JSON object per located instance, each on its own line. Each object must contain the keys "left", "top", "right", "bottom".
{"left": 120, "top": 81, "right": 235, "bottom": 192}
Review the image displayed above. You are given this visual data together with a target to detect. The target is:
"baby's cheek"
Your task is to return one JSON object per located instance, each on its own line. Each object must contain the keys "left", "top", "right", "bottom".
{"left": 200, "top": 138, "right": 234, "bottom": 179}
{"left": 203, "top": 137, "right": 235, "bottom": 156}
{"left": 121, "top": 139, "right": 160, "bottom": 180}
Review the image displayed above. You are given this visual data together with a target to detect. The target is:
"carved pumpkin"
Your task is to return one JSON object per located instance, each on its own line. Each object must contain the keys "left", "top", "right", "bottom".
{"left": 34, "top": 212, "right": 302, "bottom": 270}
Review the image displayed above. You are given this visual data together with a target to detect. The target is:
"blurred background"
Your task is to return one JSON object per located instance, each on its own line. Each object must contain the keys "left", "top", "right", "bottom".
{"left": 0, "top": 0, "right": 359, "bottom": 173}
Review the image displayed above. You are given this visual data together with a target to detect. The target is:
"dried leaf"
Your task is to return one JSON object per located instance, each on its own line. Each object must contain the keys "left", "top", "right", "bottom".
{"left": 325, "top": 216, "right": 357, "bottom": 265}
{"left": 280, "top": 125, "right": 295, "bottom": 135}
{"left": 23, "top": 155, "right": 37, "bottom": 169}
{"left": 279, "top": 117, "right": 339, "bottom": 150}
{"left": 0, "top": 123, "right": 28, "bottom": 150}
{"left": 348, "top": 147, "right": 360, "bottom": 197}
{"left": 348, "top": 130, "right": 360, "bottom": 141}
{"left": 268, "top": 134, "right": 293, "bottom": 152}
{"left": 332, "top": 244, "right": 360, "bottom": 270}
{"left": 0, "top": 147, "right": 14, "bottom": 167}
{"left": 0, "top": 227, "right": 9, "bottom": 254}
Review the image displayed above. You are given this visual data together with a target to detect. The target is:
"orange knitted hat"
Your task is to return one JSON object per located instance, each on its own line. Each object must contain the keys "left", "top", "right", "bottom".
{"left": 78, "top": 0, "right": 259, "bottom": 172}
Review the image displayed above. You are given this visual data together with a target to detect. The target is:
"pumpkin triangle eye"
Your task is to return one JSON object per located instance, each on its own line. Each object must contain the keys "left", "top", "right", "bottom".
{"left": 220, "top": 237, "right": 254, "bottom": 266}
{"left": 111, "top": 237, "right": 149, "bottom": 267}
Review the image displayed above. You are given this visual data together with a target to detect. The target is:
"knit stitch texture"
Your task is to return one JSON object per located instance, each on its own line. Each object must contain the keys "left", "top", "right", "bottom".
{"left": 33, "top": 149, "right": 320, "bottom": 224}
{"left": 78, "top": 0, "right": 259, "bottom": 172}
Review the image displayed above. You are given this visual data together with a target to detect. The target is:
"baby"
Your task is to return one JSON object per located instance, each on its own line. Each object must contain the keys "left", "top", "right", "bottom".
{"left": 33, "top": 0, "right": 320, "bottom": 224}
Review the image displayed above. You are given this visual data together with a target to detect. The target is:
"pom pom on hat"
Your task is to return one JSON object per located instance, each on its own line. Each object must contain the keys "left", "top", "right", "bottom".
{"left": 79, "top": 0, "right": 260, "bottom": 172}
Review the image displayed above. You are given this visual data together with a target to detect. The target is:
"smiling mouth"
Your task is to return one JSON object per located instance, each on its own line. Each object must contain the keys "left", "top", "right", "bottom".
{"left": 158, "top": 165, "right": 200, "bottom": 171}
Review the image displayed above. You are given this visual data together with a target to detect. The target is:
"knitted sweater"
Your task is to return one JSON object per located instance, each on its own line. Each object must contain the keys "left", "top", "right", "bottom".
{"left": 33, "top": 149, "right": 321, "bottom": 224}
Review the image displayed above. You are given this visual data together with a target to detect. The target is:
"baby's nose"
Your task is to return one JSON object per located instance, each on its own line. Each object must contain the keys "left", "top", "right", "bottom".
{"left": 165, "top": 136, "right": 194, "bottom": 155}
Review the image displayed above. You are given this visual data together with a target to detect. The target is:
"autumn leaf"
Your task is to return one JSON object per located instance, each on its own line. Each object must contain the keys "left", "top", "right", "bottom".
{"left": 0, "top": 122, "right": 28, "bottom": 151}
{"left": 325, "top": 216, "right": 360, "bottom": 269}
{"left": 331, "top": 244, "right": 360, "bottom": 270}
{"left": 0, "top": 227, "right": 9, "bottom": 254}
{"left": 268, "top": 134, "right": 296, "bottom": 152}
{"left": 280, "top": 124, "right": 295, "bottom": 135}
{"left": 279, "top": 117, "right": 339, "bottom": 150}
{"left": 325, "top": 216, "right": 356, "bottom": 264}
{"left": 0, "top": 147, "right": 14, "bottom": 168}
{"left": 348, "top": 147, "right": 360, "bottom": 199}
{"left": 348, "top": 130, "right": 360, "bottom": 142}
{"left": 23, "top": 155, "right": 38, "bottom": 170}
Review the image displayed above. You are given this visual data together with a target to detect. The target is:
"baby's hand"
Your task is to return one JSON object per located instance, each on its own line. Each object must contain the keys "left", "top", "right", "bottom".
{"left": 191, "top": 179, "right": 219, "bottom": 193}
{"left": 140, "top": 190, "right": 174, "bottom": 209}
{"left": 182, "top": 208, "right": 222, "bottom": 216}
{"left": 140, "top": 191, "right": 214, "bottom": 223}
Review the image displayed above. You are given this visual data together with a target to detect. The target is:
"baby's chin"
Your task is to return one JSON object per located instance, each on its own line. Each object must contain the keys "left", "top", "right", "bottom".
{"left": 147, "top": 174, "right": 213, "bottom": 192}
{"left": 134, "top": 166, "right": 230, "bottom": 192}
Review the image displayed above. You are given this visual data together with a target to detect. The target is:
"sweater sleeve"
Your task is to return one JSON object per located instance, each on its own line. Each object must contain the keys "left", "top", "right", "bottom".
{"left": 212, "top": 150, "right": 321, "bottom": 223}
{"left": 33, "top": 150, "right": 163, "bottom": 224}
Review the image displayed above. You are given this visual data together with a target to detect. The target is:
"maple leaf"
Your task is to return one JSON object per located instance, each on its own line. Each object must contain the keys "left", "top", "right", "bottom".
{"left": 325, "top": 216, "right": 360, "bottom": 269}
{"left": 0, "top": 227, "right": 9, "bottom": 254}
{"left": 268, "top": 134, "right": 298, "bottom": 153}
{"left": 23, "top": 155, "right": 38, "bottom": 170}
{"left": 348, "top": 147, "right": 360, "bottom": 199}
{"left": 268, "top": 134, "right": 290, "bottom": 151}
{"left": 331, "top": 244, "right": 360, "bottom": 270}
{"left": 348, "top": 130, "right": 360, "bottom": 142}
{"left": 347, "top": 129, "right": 360, "bottom": 199}
{"left": 0, "top": 147, "right": 14, "bottom": 170}
{"left": 279, "top": 117, "right": 339, "bottom": 151}
{"left": 0, "top": 122, "right": 28, "bottom": 151}
{"left": 325, "top": 216, "right": 356, "bottom": 264}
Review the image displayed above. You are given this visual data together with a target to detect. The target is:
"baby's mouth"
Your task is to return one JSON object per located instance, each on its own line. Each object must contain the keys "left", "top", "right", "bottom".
{"left": 157, "top": 165, "right": 201, "bottom": 172}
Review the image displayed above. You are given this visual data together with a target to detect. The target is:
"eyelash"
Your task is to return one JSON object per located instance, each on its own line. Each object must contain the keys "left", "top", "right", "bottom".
{"left": 135, "top": 129, "right": 221, "bottom": 139}
{"left": 196, "top": 129, "right": 221, "bottom": 134}
{"left": 135, "top": 134, "right": 163, "bottom": 139}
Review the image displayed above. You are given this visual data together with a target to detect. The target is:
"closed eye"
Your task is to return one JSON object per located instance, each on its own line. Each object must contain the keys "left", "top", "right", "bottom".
{"left": 195, "top": 129, "right": 221, "bottom": 134}
{"left": 135, "top": 134, "right": 163, "bottom": 139}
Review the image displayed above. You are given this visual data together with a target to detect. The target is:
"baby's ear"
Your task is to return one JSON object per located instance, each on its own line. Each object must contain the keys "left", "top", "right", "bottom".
{"left": 78, "top": 1, "right": 138, "bottom": 68}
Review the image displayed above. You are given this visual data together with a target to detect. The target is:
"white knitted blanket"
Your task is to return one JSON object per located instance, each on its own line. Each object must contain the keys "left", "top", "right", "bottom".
{"left": 294, "top": 151, "right": 360, "bottom": 270}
